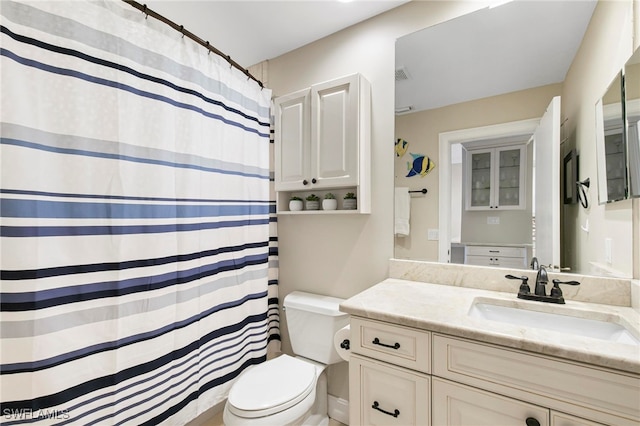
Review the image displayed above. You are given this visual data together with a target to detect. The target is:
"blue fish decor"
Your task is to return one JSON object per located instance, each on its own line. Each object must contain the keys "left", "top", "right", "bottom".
{"left": 395, "top": 138, "right": 409, "bottom": 157}
{"left": 406, "top": 153, "right": 436, "bottom": 177}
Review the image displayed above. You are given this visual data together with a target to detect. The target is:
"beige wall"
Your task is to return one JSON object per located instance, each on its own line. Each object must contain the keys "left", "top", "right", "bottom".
{"left": 394, "top": 83, "right": 562, "bottom": 260}
{"left": 562, "top": 0, "right": 637, "bottom": 277}
{"left": 265, "top": 0, "right": 640, "bottom": 402}
{"left": 266, "top": 0, "right": 494, "bottom": 399}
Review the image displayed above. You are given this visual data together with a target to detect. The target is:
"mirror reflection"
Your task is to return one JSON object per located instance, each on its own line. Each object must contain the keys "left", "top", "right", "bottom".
{"left": 626, "top": 47, "right": 640, "bottom": 197}
{"left": 392, "top": 0, "right": 622, "bottom": 275}
{"left": 595, "top": 72, "right": 627, "bottom": 203}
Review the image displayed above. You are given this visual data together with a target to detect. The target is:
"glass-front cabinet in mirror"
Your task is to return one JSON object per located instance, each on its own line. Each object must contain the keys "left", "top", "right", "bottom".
{"left": 596, "top": 71, "right": 627, "bottom": 203}
{"left": 465, "top": 145, "right": 526, "bottom": 211}
{"left": 625, "top": 47, "right": 640, "bottom": 198}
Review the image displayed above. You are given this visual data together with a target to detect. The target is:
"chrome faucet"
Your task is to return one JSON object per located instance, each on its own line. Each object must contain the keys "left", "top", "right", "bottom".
{"left": 534, "top": 265, "right": 548, "bottom": 296}
{"left": 530, "top": 256, "right": 539, "bottom": 270}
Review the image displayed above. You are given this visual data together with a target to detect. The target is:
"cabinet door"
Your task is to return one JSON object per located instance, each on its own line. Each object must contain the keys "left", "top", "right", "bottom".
{"left": 274, "top": 88, "right": 310, "bottom": 191}
{"left": 496, "top": 145, "right": 526, "bottom": 210}
{"left": 465, "top": 145, "right": 526, "bottom": 210}
{"left": 350, "top": 354, "right": 430, "bottom": 426}
{"left": 310, "top": 74, "right": 359, "bottom": 188}
{"left": 466, "top": 149, "right": 494, "bottom": 209}
{"left": 433, "top": 377, "right": 549, "bottom": 426}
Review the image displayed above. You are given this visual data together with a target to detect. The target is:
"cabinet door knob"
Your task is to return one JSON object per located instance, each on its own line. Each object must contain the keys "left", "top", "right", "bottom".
{"left": 303, "top": 179, "right": 308, "bottom": 185}
{"left": 312, "top": 178, "right": 317, "bottom": 184}
{"left": 525, "top": 417, "right": 540, "bottom": 426}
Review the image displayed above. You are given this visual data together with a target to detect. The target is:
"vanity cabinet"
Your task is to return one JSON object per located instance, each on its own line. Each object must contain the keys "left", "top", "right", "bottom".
{"left": 349, "top": 317, "right": 431, "bottom": 425}
{"left": 432, "top": 377, "right": 549, "bottom": 426}
{"left": 465, "top": 145, "right": 526, "bottom": 211}
{"left": 350, "top": 354, "right": 430, "bottom": 426}
{"left": 274, "top": 73, "right": 371, "bottom": 214}
{"left": 349, "top": 317, "right": 639, "bottom": 426}
{"left": 464, "top": 244, "right": 528, "bottom": 268}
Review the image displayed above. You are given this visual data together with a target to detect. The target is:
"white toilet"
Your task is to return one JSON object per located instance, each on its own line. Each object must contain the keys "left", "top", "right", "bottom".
{"left": 223, "top": 291, "right": 350, "bottom": 426}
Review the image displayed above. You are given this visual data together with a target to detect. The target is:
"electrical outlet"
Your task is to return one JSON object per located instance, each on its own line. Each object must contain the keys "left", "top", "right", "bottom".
{"left": 427, "top": 229, "right": 439, "bottom": 240}
{"left": 487, "top": 216, "right": 500, "bottom": 225}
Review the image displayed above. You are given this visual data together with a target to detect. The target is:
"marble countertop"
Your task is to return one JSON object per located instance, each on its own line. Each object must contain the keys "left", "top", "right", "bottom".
{"left": 340, "top": 278, "right": 640, "bottom": 374}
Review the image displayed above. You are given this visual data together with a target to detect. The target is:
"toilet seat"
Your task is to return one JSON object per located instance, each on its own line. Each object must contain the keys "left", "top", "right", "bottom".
{"left": 227, "top": 355, "right": 317, "bottom": 418}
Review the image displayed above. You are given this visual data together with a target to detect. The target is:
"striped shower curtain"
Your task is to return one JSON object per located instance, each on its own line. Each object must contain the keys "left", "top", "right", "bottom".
{"left": 0, "top": 1, "right": 279, "bottom": 424}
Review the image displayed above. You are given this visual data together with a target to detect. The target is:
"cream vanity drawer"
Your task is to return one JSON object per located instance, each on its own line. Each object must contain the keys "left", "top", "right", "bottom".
{"left": 349, "top": 353, "right": 430, "bottom": 426}
{"left": 432, "top": 377, "right": 549, "bottom": 426}
{"left": 465, "top": 245, "right": 526, "bottom": 258}
{"left": 550, "top": 411, "right": 607, "bottom": 426}
{"left": 432, "top": 334, "right": 640, "bottom": 426}
{"left": 350, "top": 317, "right": 430, "bottom": 373}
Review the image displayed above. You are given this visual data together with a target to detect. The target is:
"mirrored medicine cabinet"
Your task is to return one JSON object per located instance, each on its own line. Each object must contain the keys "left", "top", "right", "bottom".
{"left": 596, "top": 47, "right": 640, "bottom": 204}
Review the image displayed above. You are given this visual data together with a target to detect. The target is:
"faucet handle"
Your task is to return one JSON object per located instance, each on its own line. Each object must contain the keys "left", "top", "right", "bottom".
{"left": 550, "top": 279, "right": 580, "bottom": 299}
{"left": 505, "top": 274, "right": 531, "bottom": 295}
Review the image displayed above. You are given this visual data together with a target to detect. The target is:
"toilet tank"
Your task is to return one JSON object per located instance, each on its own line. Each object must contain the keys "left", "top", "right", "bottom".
{"left": 283, "top": 291, "right": 350, "bottom": 365}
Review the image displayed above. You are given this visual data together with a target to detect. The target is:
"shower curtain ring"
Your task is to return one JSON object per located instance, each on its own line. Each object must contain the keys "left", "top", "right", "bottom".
{"left": 180, "top": 25, "right": 185, "bottom": 38}
{"left": 142, "top": 4, "right": 148, "bottom": 18}
{"left": 206, "top": 41, "right": 210, "bottom": 54}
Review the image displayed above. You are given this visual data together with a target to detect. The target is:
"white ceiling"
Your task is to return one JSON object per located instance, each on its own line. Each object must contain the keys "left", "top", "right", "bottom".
{"left": 141, "top": 0, "right": 596, "bottom": 113}
{"left": 395, "top": 0, "right": 598, "bottom": 113}
{"left": 145, "top": 0, "right": 409, "bottom": 67}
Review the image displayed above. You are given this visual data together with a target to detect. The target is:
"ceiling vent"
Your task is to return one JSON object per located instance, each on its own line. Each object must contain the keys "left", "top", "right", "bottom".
{"left": 395, "top": 66, "right": 411, "bottom": 81}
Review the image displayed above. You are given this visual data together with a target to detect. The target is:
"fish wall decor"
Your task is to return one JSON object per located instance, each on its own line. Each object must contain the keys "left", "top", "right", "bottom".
{"left": 395, "top": 138, "right": 409, "bottom": 157}
{"left": 406, "top": 153, "right": 436, "bottom": 177}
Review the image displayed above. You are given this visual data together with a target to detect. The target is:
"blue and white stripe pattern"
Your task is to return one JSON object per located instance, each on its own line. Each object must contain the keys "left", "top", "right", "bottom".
{"left": 1, "top": 1, "right": 278, "bottom": 424}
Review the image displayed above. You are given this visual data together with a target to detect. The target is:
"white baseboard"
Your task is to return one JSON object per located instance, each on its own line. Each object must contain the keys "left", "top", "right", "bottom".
{"left": 328, "top": 395, "right": 349, "bottom": 425}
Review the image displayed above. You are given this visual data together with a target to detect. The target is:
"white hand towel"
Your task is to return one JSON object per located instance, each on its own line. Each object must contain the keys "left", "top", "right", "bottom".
{"left": 395, "top": 187, "right": 411, "bottom": 237}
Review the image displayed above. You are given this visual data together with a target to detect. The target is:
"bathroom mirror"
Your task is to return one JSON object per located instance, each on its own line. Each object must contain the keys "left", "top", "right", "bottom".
{"left": 625, "top": 47, "right": 640, "bottom": 198}
{"left": 392, "top": 0, "right": 634, "bottom": 276}
{"left": 595, "top": 72, "right": 627, "bottom": 204}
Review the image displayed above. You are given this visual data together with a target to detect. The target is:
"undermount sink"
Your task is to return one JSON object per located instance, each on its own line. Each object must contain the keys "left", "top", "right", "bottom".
{"left": 468, "top": 298, "right": 640, "bottom": 346}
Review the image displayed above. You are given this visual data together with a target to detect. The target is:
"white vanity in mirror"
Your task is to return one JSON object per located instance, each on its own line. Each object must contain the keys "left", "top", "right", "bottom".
{"left": 463, "top": 243, "right": 529, "bottom": 269}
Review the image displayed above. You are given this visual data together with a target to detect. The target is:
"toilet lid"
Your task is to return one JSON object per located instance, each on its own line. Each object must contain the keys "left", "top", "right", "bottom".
{"left": 228, "top": 355, "right": 316, "bottom": 418}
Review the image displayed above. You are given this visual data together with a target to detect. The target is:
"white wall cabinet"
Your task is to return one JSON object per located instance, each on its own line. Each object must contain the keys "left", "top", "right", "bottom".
{"left": 348, "top": 317, "right": 639, "bottom": 426}
{"left": 466, "top": 145, "right": 526, "bottom": 210}
{"left": 274, "top": 73, "right": 371, "bottom": 214}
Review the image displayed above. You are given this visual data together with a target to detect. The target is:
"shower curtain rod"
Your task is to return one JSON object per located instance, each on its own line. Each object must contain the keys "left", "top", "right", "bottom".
{"left": 122, "top": 0, "right": 264, "bottom": 89}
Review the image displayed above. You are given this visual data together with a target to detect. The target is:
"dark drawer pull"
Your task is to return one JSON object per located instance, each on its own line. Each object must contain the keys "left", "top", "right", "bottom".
{"left": 372, "top": 401, "right": 399, "bottom": 418}
{"left": 372, "top": 337, "right": 400, "bottom": 350}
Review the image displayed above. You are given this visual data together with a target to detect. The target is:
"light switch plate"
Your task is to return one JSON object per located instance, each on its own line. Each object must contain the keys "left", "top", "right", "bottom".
{"left": 487, "top": 216, "right": 500, "bottom": 225}
{"left": 427, "top": 229, "right": 439, "bottom": 240}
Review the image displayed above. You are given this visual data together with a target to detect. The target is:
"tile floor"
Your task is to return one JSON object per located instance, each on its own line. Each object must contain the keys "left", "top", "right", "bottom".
{"left": 196, "top": 410, "right": 346, "bottom": 426}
